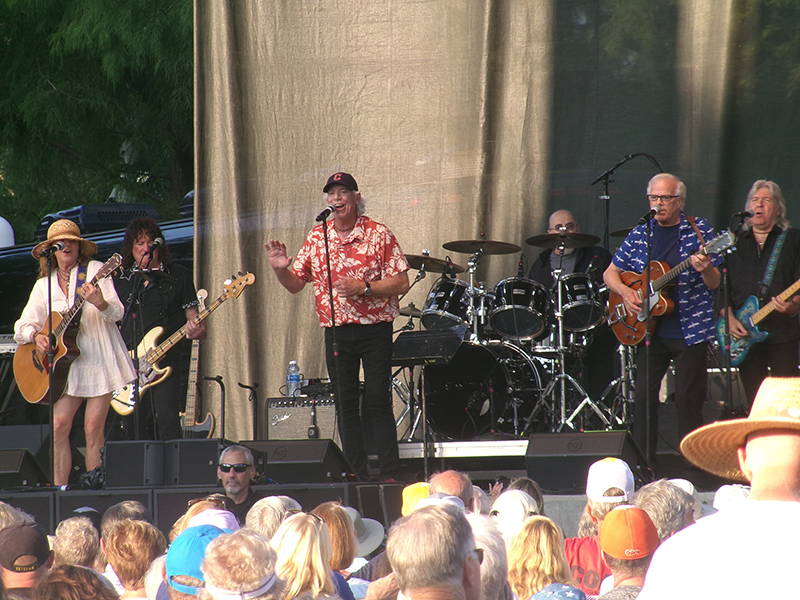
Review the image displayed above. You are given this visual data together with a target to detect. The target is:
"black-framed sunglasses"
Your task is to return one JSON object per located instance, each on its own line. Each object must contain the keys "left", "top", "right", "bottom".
{"left": 219, "top": 463, "right": 251, "bottom": 473}
{"left": 470, "top": 548, "right": 484, "bottom": 564}
{"left": 187, "top": 494, "right": 228, "bottom": 509}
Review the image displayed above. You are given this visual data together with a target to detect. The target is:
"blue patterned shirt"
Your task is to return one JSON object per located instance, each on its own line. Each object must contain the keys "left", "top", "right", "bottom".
{"left": 611, "top": 213, "right": 720, "bottom": 346}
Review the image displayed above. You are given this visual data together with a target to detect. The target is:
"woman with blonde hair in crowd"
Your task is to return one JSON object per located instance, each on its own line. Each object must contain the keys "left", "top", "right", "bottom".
{"left": 506, "top": 516, "right": 586, "bottom": 600}
{"left": 270, "top": 513, "right": 338, "bottom": 600}
{"left": 311, "top": 502, "right": 357, "bottom": 600}
{"left": 199, "top": 529, "right": 284, "bottom": 600}
{"left": 105, "top": 519, "right": 167, "bottom": 599}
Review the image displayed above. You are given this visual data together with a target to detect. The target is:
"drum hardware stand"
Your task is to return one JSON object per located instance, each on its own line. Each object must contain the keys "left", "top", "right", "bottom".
{"left": 598, "top": 344, "right": 636, "bottom": 427}
{"left": 465, "top": 249, "right": 485, "bottom": 342}
{"left": 392, "top": 367, "right": 425, "bottom": 441}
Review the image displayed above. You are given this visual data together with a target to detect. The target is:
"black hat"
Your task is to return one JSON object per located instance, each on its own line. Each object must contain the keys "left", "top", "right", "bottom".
{"left": 0, "top": 522, "right": 50, "bottom": 572}
{"left": 323, "top": 172, "right": 358, "bottom": 193}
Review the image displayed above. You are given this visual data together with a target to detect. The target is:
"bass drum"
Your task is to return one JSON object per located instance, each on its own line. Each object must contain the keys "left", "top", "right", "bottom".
{"left": 423, "top": 341, "right": 547, "bottom": 440}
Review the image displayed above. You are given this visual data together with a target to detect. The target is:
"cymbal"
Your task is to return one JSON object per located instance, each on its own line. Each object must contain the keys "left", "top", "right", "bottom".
{"left": 405, "top": 254, "right": 465, "bottom": 274}
{"left": 525, "top": 232, "right": 600, "bottom": 249}
{"left": 611, "top": 227, "right": 633, "bottom": 238}
{"left": 399, "top": 304, "right": 423, "bottom": 318}
{"left": 442, "top": 239, "right": 522, "bottom": 255}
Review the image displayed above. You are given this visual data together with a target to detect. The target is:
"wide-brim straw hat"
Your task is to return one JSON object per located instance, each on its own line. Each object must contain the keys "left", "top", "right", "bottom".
{"left": 32, "top": 219, "right": 98, "bottom": 259}
{"left": 680, "top": 377, "right": 800, "bottom": 482}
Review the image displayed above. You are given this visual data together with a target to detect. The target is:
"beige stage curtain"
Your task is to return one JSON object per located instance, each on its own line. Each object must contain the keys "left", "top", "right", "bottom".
{"left": 193, "top": 0, "right": 758, "bottom": 442}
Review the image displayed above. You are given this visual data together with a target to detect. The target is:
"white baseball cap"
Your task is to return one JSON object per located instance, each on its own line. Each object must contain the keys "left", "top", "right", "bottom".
{"left": 586, "top": 457, "right": 635, "bottom": 503}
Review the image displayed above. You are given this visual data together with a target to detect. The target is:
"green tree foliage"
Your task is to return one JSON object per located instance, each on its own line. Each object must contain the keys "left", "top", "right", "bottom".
{"left": 0, "top": 0, "right": 192, "bottom": 242}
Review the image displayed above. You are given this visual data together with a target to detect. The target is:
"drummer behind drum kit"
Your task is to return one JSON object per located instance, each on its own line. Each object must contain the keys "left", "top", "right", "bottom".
{"left": 395, "top": 231, "right": 623, "bottom": 442}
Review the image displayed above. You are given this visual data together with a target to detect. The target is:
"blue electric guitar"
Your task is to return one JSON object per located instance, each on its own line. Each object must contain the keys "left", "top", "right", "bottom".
{"left": 717, "top": 276, "right": 800, "bottom": 366}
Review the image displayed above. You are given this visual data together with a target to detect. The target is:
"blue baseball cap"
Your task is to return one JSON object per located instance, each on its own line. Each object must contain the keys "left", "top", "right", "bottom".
{"left": 165, "top": 525, "right": 228, "bottom": 595}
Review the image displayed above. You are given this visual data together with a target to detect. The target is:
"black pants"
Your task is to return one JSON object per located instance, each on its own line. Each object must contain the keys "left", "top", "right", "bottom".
{"left": 634, "top": 337, "right": 707, "bottom": 458}
{"left": 325, "top": 322, "right": 399, "bottom": 478}
{"left": 739, "top": 339, "right": 799, "bottom": 406}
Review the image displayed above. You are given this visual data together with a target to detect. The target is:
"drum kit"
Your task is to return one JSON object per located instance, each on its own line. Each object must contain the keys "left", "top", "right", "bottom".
{"left": 393, "top": 231, "right": 630, "bottom": 442}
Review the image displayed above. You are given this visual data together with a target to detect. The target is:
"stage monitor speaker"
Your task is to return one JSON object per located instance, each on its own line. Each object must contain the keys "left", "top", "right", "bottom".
{"left": 57, "top": 490, "right": 153, "bottom": 529}
{"left": 266, "top": 398, "right": 340, "bottom": 446}
{"left": 104, "top": 441, "right": 165, "bottom": 488}
{"left": 525, "top": 431, "right": 646, "bottom": 494}
{"left": 164, "top": 439, "right": 221, "bottom": 486}
{"left": 0, "top": 449, "right": 49, "bottom": 490}
{"left": 240, "top": 440, "right": 356, "bottom": 484}
{"left": 0, "top": 492, "right": 54, "bottom": 532}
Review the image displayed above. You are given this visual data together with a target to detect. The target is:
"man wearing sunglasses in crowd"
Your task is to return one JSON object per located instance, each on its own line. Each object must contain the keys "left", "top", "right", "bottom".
{"left": 604, "top": 173, "right": 721, "bottom": 460}
{"left": 217, "top": 445, "right": 259, "bottom": 524}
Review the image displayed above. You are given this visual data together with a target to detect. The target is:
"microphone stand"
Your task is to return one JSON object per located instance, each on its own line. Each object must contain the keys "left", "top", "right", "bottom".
{"left": 720, "top": 218, "right": 745, "bottom": 415}
{"left": 321, "top": 218, "right": 352, "bottom": 477}
{"left": 591, "top": 153, "right": 664, "bottom": 251}
{"left": 44, "top": 250, "right": 58, "bottom": 486}
{"left": 238, "top": 382, "right": 259, "bottom": 440}
{"left": 643, "top": 217, "right": 654, "bottom": 465}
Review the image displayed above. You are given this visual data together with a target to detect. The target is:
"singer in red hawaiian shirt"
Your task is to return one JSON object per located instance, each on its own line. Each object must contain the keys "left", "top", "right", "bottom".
{"left": 267, "top": 172, "right": 410, "bottom": 480}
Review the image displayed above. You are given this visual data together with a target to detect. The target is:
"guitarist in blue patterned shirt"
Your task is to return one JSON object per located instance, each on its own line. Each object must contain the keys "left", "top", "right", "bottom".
{"left": 604, "top": 173, "right": 721, "bottom": 460}
{"left": 722, "top": 180, "right": 800, "bottom": 405}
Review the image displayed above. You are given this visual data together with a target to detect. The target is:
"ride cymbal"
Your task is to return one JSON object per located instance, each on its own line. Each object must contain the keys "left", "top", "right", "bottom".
{"left": 399, "top": 304, "right": 423, "bottom": 318}
{"left": 442, "top": 239, "right": 522, "bottom": 255}
{"left": 405, "top": 254, "right": 465, "bottom": 274}
{"left": 525, "top": 232, "right": 600, "bottom": 249}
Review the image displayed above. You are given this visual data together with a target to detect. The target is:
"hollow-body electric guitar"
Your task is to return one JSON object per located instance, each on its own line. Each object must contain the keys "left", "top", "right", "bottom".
{"left": 607, "top": 230, "right": 734, "bottom": 345}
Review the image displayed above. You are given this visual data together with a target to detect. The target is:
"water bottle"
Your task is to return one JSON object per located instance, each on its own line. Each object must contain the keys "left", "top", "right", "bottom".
{"left": 286, "top": 360, "right": 301, "bottom": 397}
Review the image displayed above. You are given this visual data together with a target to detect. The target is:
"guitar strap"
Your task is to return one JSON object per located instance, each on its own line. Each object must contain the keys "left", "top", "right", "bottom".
{"left": 757, "top": 229, "right": 787, "bottom": 301}
{"left": 685, "top": 215, "right": 706, "bottom": 245}
{"left": 73, "top": 264, "right": 89, "bottom": 326}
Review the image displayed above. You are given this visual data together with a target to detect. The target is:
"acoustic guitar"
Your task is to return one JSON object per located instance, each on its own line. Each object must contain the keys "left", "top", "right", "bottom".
{"left": 111, "top": 272, "right": 255, "bottom": 416}
{"left": 607, "top": 230, "right": 734, "bottom": 345}
{"left": 14, "top": 253, "right": 124, "bottom": 404}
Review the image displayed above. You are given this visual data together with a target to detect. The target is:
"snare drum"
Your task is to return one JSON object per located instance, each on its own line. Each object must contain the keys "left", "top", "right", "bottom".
{"left": 421, "top": 279, "right": 470, "bottom": 330}
{"left": 489, "top": 278, "right": 549, "bottom": 339}
{"left": 557, "top": 273, "right": 606, "bottom": 332}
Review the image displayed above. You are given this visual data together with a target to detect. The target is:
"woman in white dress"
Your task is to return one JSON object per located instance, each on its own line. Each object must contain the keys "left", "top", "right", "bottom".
{"left": 14, "top": 219, "right": 135, "bottom": 486}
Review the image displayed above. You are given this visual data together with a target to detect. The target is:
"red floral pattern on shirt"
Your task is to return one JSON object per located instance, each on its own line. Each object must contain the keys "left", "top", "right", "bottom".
{"left": 292, "top": 215, "right": 409, "bottom": 326}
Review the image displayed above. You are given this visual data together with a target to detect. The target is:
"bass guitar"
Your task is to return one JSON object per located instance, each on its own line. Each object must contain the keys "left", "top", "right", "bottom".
{"left": 716, "top": 276, "right": 800, "bottom": 366}
{"left": 607, "top": 230, "right": 734, "bottom": 346}
{"left": 14, "top": 253, "right": 124, "bottom": 404}
{"left": 111, "top": 272, "right": 255, "bottom": 416}
{"left": 181, "top": 288, "right": 215, "bottom": 438}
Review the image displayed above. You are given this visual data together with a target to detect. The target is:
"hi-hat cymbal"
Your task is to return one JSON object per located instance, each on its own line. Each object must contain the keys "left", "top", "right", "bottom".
{"left": 399, "top": 304, "right": 423, "bottom": 318}
{"left": 405, "top": 254, "right": 465, "bottom": 274}
{"left": 442, "top": 239, "right": 522, "bottom": 255}
{"left": 611, "top": 227, "right": 634, "bottom": 238}
{"left": 525, "top": 232, "right": 600, "bottom": 249}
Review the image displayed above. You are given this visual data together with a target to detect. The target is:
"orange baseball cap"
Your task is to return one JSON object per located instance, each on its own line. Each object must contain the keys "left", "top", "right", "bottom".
{"left": 600, "top": 505, "right": 659, "bottom": 560}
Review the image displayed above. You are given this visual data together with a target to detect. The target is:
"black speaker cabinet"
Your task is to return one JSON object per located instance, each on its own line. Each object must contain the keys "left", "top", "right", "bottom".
{"left": 0, "top": 449, "right": 49, "bottom": 489}
{"left": 240, "top": 440, "right": 355, "bottom": 484}
{"left": 164, "top": 439, "right": 221, "bottom": 486}
{"left": 0, "top": 492, "right": 54, "bottom": 532}
{"left": 104, "top": 441, "right": 165, "bottom": 488}
{"left": 525, "top": 431, "right": 646, "bottom": 494}
{"left": 57, "top": 490, "right": 153, "bottom": 529}
{"left": 266, "top": 397, "right": 340, "bottom": 446}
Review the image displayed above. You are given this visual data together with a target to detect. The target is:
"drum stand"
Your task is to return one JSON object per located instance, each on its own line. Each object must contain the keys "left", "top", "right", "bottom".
{"left": 599, "top": 344, "right": 636, "bottom": 427}
{"left": 525, "top": 263, "right": 612, "bottom": 433}
{"left": 464, "top": 250, "right": 486, "bottom": 343}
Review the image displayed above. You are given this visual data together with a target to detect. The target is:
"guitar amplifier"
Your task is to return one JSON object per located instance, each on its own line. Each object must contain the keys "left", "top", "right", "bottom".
{"left": 266, "top": 396, "right": 340, "bottom": 446}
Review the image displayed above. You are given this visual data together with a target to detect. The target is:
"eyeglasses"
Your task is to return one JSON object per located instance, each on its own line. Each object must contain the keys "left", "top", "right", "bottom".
{"left": 187, "top": 494, "right": 228, "bottom": 509}
{"left": 470, "top": 548, "right": 484, "bottom": 564}
{"left": 548, "top": 222, "right": 577, "bottom": 233}
{"left": 647, "top": 194, "right": 681, "bottom": 204}
{"left": 219, "top": 463, "right": 251, "bottom": 473}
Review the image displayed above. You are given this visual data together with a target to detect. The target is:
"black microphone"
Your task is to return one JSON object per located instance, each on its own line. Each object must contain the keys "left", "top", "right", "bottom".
{"left": 732, "top": 210, "right": 753, "bottom": 219}
{"left": 517, "top": 254, "right": 524, "bottom": 278}
{"left": 42, "top": 241, "right": 67, "bottom": 257}
{"left": 315, "top": 205, "right": 335, "bottom": 222}
{"left": 147, "top": 237, "right": 164, "bottom": 255}
{"left": 638, "top": 205, "right": 661, "bottom": 225}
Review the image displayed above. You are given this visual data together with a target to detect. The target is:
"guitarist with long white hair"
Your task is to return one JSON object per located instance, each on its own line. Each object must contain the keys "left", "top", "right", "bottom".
{"left": 722, "top": 180, "right": 800, "bottom": 405}
{"left": 13, "top": 219, "right": 135, "bottom": 486}
{"left": 603, "top": 173, "right": 721, "bottom": 460}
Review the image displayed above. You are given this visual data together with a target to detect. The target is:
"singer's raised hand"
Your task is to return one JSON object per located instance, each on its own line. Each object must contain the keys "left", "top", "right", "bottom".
{"left": 266, "top": 239, "right": 293, "bottom": 270}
